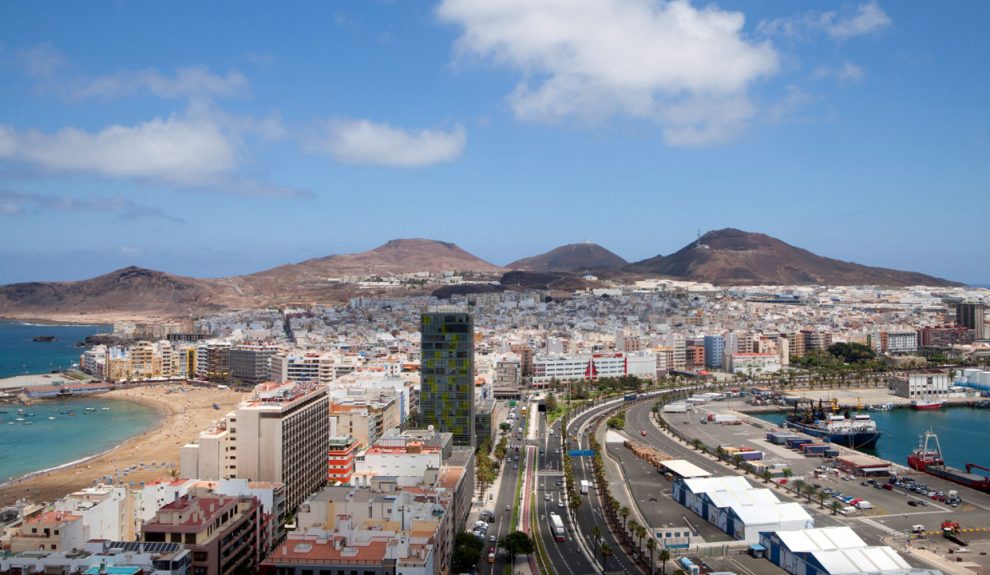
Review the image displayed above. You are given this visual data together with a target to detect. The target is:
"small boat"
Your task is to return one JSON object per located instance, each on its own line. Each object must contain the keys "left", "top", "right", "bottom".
{"left": 23, "top": 421, "right": 32, "bottom": 425}
{"left": 6, "top": 422, "right": 14, "bottom": 425}
{"left": 911, "top": 398, "right": 945, "bottom": 410}
{"left": 101, "top": 407, "right": 110, "bottom": 411}
{"left": 48, "top": 416, "right": 56, "bottom": 420}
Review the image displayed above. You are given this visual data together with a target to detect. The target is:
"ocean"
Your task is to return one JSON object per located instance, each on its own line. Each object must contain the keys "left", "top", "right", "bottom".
{"left": 755, "top": 407, "right": 990, "bottom": 470}
{"left": 0, "top": 320, "right": 160, "bottom": 484}
{"left": 0, "top": 320, "right": 111, "bottom": 378}
{"left": 0, "top": 396, "right": 159, "bottom": 484}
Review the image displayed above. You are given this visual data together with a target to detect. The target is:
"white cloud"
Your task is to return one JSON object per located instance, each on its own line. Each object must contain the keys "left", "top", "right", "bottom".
{"left": 307, "top": 119, "right": 466, "bottom": 167}
{"left": 826, "top": 2, "right": 892, "bottom": 40}
{"left": 15, "top": 43, "right": 66, "bottom": 78}
{"left": 813, "top": 61, "right": 865, "bottom": 85}
{"left": 438, "top": 0, "right": 779, "bottom": 146}
{"left": 759, "top": 2, "right": 892, "bottom": 41}
{"left": 0, "top": 115, "right": 239, "bottom": 186}
{"left": 69, "top": 66, "right": 248, "bottom": 100}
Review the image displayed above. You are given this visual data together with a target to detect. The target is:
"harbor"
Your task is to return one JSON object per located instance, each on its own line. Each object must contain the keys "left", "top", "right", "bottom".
{"left": 661, "top": 392, "right": 990, "bottom": 573}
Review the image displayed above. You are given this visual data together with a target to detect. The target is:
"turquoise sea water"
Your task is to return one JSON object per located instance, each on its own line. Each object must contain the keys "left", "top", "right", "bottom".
{"left": 0, "top": 396, "right": 159, "bottom": 484}
{"left": 0, "top": 321, "right": 160, "bottom": 485}
{"left": 756, "top": 407, "right": 990, "bottom": 471}
{"left": 0, "top": 320, "right": 110, "bottom": 378}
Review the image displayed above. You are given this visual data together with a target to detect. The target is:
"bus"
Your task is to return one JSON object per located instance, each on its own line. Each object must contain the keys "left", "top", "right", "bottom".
{"left": 549, "top": 513, "right": 566, "bottom": 542}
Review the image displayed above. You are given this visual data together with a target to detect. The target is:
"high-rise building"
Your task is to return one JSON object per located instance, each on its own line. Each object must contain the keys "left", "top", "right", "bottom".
{"left": 957, "top": 302, "right": 986, "bottom": 339}
{"left": 703, "top": 335, "right": 724, "bottom": 369}
{"left": 420, "top": 310, "right": 475, "bottom": 447}
{"left": 229, "top": 344, "right": 278, "bottom": 388}
{"left": 181, "top": 381, "right": 329, "bottom": 512}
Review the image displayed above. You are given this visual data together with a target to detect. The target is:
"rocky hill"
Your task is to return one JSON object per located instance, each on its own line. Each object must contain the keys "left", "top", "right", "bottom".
{"left": 0, "top": 266, "right": 238, "bottom": 321}
{"left": 507, "top": 242, "right": 628, "bottom": 272}
{"left": 626, "top": 228, "right": 961, "bottom": 286}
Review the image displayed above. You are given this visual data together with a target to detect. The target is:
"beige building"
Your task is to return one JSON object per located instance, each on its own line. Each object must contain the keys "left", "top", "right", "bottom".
{"left": 181, "top": 381, "right": 329, "bottom": 512}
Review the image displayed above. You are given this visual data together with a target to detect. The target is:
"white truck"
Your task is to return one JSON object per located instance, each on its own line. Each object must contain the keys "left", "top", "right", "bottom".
{"left": 580, "top": 480, "right": 592, "bottom": 495}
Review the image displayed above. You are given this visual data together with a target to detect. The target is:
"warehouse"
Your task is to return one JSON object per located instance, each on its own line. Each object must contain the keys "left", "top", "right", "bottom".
{"left": 760, "top": 527, "right": 942, "bottom": 575}
{"left": 673, "top": 476, "right": 814, "bottom": 543}
{"left": 659, "top": 459, "right": 712, "bottom": 480}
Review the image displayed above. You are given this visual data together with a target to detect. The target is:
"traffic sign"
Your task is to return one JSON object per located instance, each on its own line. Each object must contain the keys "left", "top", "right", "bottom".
{"left": 568, "top": 449, "right": 596, "bottom": 457}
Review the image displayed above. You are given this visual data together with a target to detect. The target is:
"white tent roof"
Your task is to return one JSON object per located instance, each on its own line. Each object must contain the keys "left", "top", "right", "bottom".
{"left": 774, "top": 526, "right": 866, "bottom": 552}
{"left": 707, "top": 488, "right": 779, "bottom": 510}
{"left": 661, "top": 459, "right": 712, "bottom": 478}
{"left": 811, "top": 546, "right": 911, "bottom": 574}
{"left": 732, "top": 502, "right": 812, "bottom": 525}
{"left": 681, "top": 475, "right": 752, "bottom": 496}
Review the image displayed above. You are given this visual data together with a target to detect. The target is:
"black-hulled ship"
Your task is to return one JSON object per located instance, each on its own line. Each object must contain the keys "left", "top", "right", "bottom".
{"left": 783, "top": 399, "right": 881, "bottom": 449}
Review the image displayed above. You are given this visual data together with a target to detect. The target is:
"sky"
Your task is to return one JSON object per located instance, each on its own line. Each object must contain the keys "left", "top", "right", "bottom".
{"left": 0, "top": 1, "right": 987, "bottom": 285}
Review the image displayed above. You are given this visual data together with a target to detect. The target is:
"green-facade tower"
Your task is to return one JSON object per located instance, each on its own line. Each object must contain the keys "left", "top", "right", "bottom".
{"left": 420, "top": 310, "right": 475, "bottom": 447}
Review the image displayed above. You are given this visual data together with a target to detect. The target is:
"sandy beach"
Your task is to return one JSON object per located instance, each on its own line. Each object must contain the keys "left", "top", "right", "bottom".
{"left": 0, "top": 384, "right": 244, "bottom": 506}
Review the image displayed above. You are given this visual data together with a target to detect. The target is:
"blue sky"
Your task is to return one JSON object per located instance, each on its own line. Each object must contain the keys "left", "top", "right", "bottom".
{"left": 1, "top": 1, "right": 987, "bottom": 284}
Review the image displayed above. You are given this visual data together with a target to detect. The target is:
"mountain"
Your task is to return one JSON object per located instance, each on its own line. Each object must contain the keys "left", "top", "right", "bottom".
{"left": 626, "top": 228, "right": 961, "bottom": 287}
{"left": 247, "top": 238, "right": 502, "bottom": 281}
{"left": 0, "top": 239, "right": 505, "bottom": 320}
{"left": 507, "top": 242, "right": 628, "bottom": 272}
{"left": 0, "top": 266, "right": 238, "bottom": 321}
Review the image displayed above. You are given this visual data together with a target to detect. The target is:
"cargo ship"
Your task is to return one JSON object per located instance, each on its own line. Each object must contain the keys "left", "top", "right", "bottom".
{"left": 910, "top": 398, "right": 945, "bottom": 410}
{"left": 783, "top": 399, "right": 881, "bottom": 449}
{"left": 908, "top": 430, "right": 990, "bottom": 492}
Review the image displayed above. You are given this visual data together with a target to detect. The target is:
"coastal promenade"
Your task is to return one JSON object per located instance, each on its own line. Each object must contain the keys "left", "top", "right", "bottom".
{"left": 0, "top": 383, "right": 242, "bottom": 505}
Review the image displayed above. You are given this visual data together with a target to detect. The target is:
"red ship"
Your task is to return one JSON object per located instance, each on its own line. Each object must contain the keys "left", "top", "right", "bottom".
{"left": 911, "top": 398, "right": 945, "bottom": 410}
{"left": 908, "top": 431, "right": 990, "bottom": 492}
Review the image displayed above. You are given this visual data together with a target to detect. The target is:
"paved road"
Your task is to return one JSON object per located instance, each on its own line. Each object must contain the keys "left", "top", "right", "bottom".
{"left": 479, "top": 403, "right": 526, "bottom": 575}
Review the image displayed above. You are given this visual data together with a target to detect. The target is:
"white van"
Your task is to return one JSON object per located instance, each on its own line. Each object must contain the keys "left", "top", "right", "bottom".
{"left": 839, "top": 506, "right": 857, "bottom": 515}
{"left": 855, "top": 500, "right": 873, "bottom": 510}
{"left": 912, "top": 525, "right": 925, "bottom": 534}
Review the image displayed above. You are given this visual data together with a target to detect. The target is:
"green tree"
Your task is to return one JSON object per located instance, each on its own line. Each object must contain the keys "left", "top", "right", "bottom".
{"left": 499, "top": 531, "right": 534, "bottom": 558}
{"left": 452, "top": 531, "right": 485, "bottom": 572}
{"left": 620, "top": 505, "right": 630, "bottom": 528}
{"left": 546, "top": 392, "right": 558, "bottom": 414}
{"left": 830, "top": 500, "right": 842, "bottom": 515}
{"left": 659, "top": 547, "right": 671, "bottom": 575}
{"left": 646, "top": 537, "right": 657, "bottom": 575}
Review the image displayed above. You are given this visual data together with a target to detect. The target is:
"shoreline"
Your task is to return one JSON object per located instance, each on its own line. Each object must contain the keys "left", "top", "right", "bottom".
{"left": 0, "top": 384, "right": 242, "bottom": 506}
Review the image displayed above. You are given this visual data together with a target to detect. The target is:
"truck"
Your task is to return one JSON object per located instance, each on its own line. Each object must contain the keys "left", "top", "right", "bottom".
{"left": 580, "top": 480, "right": 592, "bottom": 494}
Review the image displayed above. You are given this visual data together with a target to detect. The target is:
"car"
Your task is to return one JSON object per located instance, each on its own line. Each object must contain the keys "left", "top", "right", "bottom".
{"left": 918, "top": 499, "right": 928, "bottom": 506}
{"left": 545, "top": 494, "right": 551, "bottom": 501}
{"left": 873, "top": 483, "right": 883, "bottom": 489}
{"left": 882, "top": 483, "right": 893, "bottom": 491}
{"left": 505, "top": 504, "right": 511, "bottom": 511}
{"left": 641, "top": 430, "right": 648, "bottom": 436}
{"left": 907, "top": 500, "right": 919, "bottom": 507}
{"left": 488, "top": 552, "right": 496, "bottom": 564}
{"left": 489, "top": 535, "right": 496, "bottom": 542}
{"left": 557, "top": 500, "right": 564, "bottom": 508}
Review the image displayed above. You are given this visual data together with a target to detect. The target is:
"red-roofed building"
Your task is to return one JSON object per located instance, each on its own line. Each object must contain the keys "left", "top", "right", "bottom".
{"left": 142, "top": 493, "right": 262, "bottom": 575}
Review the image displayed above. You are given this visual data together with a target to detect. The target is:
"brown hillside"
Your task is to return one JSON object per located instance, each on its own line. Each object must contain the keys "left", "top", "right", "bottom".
{"left": 507, "top": 243, "right": 628, "bottom": 272}
{"left": 626, "top": 228, "right": 961, "bottom": 286}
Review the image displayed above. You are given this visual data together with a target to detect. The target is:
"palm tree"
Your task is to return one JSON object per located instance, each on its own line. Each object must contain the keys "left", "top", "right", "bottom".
{"left": 620, "top": 505, "right": 630, "bottom": 529}
{"left": 715, "top": 445, "right": 726, "bottom": 461}
{"left": 691, "top": 438, "right": 703, "bottom": 451}
{"left": 733, "top": 454, "right": 743, "bottom": 469}
{"left": 628, "top": 519, "right": 640, "bottom": 546}
{"left": 830, "top": 500, "right": 842, "bottom": 515}
{"left": 793, "top": 479, "right": 806, "bottom": 499}
{"left": 659, "top": 548, "right": 671, "bottom": 575}
{"left": 591, "top": 525, "right": 602, "bottom": 549}
{"left": 761, "top": 469, "right": 771, "bottom": 484}
{"left": 600, "top": 543, "right": 614, "bottom": 571}
{"left": 804, "top": 485, "right": 818, "bottom": 504}
{"left": 816, "top": 488, "right": 828, "bottom": 509}
{"left": 646, "top": 538, "right": 656, "bottom": 575}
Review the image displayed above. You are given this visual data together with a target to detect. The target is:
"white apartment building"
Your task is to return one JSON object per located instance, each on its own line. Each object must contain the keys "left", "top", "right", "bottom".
{"left": 532, "top": 352, "right": 628, "bottom": 384}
